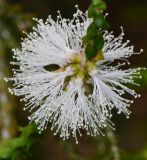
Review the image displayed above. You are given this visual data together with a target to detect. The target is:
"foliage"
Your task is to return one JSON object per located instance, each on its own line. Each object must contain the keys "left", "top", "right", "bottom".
{"left": 0, "top": 124, "right": 39, "bottom": 160}
{"left": 138, "top": 69, "right": 147, "bottom": 87}
{"left": 120, "top": 146, "right": 147, "bottom": 160}
{"left": 83, "top": 0, "right": 109, "bottom": 60}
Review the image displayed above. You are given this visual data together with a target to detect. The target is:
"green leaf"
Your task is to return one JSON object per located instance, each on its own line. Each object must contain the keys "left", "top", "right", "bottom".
{"left": 101, "top": 19, "right": 110, "bottom": 30}
{"left": 0, "top": 123, "right": 39, "bottom": 160}
{"left": 88, "top": 5, "right": 104, "bottom": 18}
{"left": 82, "top": 35, "right": 88, "bottom": 44}
{"left": 92, "top": 0, "right": 107, "bottom": 10}
{"left": 94, "top": 13, "right": 110, "bottom": 30}
{"left": 92, "top": 0, "right": 102, "bottom": 4}
{"left": 134, "top": 68, "right": 147, "bottom": 87}
{"left": 87, "top": 22, "right": 98, "bottom": 39}
{"left": 83, "top": 0, "right": 109, "bottom": 61}
{"left": 88, "top": 4, "right": 97, "bottom": 18}
{"left": 85, "top": 40, "right": 97, "bottom": 60}
{"left": 94, "top": 33, "right": 104, "bottom": 50}
{"left": 94, "top": 13, "right": 105, "bottom": 27}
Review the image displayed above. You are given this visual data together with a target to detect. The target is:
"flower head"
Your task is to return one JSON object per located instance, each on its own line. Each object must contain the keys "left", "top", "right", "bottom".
{"left": 5, "top": 7, "right": 143, "bottom": 143}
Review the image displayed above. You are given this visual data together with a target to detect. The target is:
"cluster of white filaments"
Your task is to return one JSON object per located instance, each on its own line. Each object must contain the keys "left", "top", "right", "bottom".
{"left": 5, "top": 6, "right": 144, "bottom": 143}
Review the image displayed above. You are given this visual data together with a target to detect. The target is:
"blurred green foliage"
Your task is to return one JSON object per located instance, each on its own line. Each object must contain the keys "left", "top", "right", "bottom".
{"left": 0, "top": 124, "right": 39, "bottom": 160}
{"left": 120, "top": 146, "right": 147, "bottom": 160}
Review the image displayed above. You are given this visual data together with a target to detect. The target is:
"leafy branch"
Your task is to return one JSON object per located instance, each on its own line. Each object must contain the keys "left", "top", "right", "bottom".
{"left": 83, "top": 0, "right": 109, "bottom": 60}
{"left": 0, "top": 124, "right": 39, "bottom": 160}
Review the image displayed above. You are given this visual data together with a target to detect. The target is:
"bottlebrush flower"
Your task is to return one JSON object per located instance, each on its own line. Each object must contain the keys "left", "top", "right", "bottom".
{"left": 5, "top": 7, "right": 143, "bottom": 143}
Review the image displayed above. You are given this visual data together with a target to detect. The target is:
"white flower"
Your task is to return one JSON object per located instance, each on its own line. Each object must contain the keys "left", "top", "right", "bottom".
{"left": 5, "top": 7, "right": 143, "bottom": 143}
